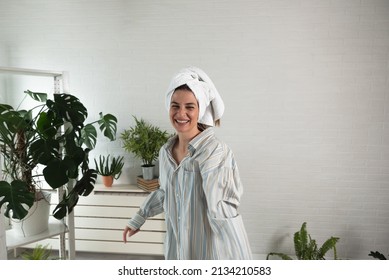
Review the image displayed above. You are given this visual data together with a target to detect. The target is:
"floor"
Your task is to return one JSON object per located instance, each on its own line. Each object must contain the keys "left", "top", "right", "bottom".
{"left": 7, "top": 249, "right": 164, "bottom": 260}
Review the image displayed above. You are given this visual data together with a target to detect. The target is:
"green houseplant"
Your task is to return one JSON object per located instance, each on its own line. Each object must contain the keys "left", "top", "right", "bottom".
{"left": 369, "top": 251, "right": 387, "bottom": 260}
{"left": 120, "top": 116, "right": 170, "bottom": 180}
{"left": 94, "top": 154, "right": 124, "bottom": 187}
{"left": 21, "top": 243, "right": 54, "bottom": 260}
{"left": 0, "top": 90, "right": 118, "bottom": 220}
{"left": 266, "top": 222, "right": 340, "bottom": 260}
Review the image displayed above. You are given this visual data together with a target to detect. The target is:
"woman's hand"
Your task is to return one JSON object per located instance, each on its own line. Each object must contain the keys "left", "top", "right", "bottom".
{"left": 123, "top": 226, "right": 140, "bottom": 243}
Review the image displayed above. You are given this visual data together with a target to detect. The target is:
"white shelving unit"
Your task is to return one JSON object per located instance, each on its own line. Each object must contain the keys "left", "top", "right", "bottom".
{"left": 6, "top": 219, "right": 68, "bottom": 250}
{"left": 0, "top": 66, "right": 75, "bottom": 260}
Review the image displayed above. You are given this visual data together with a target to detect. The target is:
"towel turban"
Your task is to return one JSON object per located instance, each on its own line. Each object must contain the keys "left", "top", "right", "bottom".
{"left": 165, "top": 66, "right": 225, "bottom": 127}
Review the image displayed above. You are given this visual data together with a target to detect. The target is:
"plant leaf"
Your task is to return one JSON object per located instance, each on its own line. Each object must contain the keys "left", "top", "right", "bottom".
{"left": 0, "top": 180, "right": 35, "bottom": 220}
{"left": 368, "top": 251, "right": 387, "bottom": 260}
{"left": 25, "top": 90, "right": 47, "bottom": 102}
{"left": 81, "top": 124, "right": 97, "bottom": 149}
{"left": 97, "top": 112, "right": 117, "bottom": 141}
{"left": 52, "top": 169, "right": 97, "bottom": 220}
{"left": 36, "top": 111, "right": 58, "bottom": 138}
{"left": 52, "top": 94, "right": 87, "bottom": 127}
{"left": 319, "top": 237, "right": 340, "bottom": 259}
{"left": 73, "top": 169, "right": 97, "bottom": 196}
{"left": 266, "top": 252, "right": 293, "bottom": 260}
{"left": 52, "top": 190, "right": 79, "bottom": 220}
{"left": 30, "top": 139, "right": 59, "bottom": 165}
{"left": 43, "top": 159, "right": 69, "bottom": 189}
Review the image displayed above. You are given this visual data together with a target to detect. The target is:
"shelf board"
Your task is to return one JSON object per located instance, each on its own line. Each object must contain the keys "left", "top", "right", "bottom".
{"left": 0, "top": 66, "right": 63, "bottom": 77}
{"left": 6, "top": 218, "right": 68, "bottom": 250}
{"left": 94, "top": 184, "right": 150, "bottom": 196}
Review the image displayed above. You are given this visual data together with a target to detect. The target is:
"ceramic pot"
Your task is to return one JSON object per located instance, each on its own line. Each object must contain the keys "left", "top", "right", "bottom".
{"left": 102, "top": 175, "right": 114, "bottom": 187}
{"left": 142, "top": 165, "right": 155, "bottom": 180}
{"left": 12, "top": 191, "right": 51, "bottom": 237}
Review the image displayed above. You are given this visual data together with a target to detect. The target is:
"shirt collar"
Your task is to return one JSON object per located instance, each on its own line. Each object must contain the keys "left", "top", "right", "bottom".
{"left": 188, "top": 128, "right": 214, "bottom": 155}
{"left": 164, "top": 128, "right": 215, "bottom": 156}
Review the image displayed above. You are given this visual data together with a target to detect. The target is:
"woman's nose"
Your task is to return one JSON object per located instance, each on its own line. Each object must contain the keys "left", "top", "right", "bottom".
{"left": 177, "top": 107, "right": 187, "bottom": 116}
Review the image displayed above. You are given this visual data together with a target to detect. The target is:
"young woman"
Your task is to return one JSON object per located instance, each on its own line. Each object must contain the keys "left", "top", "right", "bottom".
{"left": 123, "top": 67, "right": 252, "bottom": 259}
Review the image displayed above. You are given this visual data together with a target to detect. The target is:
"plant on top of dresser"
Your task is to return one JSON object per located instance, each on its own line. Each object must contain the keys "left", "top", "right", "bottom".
{"left": 94, "top": 154, "right": 124, "bottom": 187}
{"left": 120, "top": 116, "right": 171, "bottom": 180}
{"left": 266, "top": 222, "right": 340, "bottom": 260}
{"left": 0, "top": 90, "right": 118, "bottom": 220}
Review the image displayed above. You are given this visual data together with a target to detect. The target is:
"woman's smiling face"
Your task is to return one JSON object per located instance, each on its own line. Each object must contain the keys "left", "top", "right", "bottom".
{"left": 169, "top": 89, "right": 200, "bottom": 136}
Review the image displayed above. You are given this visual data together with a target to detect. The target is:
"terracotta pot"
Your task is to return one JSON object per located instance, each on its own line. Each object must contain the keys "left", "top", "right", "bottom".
{"left": 102, "top": 176, "right": 114, "bottom": 187}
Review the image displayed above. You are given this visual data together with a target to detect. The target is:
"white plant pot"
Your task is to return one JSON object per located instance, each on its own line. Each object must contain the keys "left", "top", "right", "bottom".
{"left": 12, "top": 191, "right": 51, "bottom": 237}
{"left": 142, "top": 165, "right": 155, "bottom": 180}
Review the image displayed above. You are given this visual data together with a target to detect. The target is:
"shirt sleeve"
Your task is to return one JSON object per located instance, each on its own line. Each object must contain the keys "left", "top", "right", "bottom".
{"left": 199, "top": 147, "right": 252, "bottom": 259}
{"left": 127, "top": 187, "right": 165, "bottom": 230}
{"left": 199, "top": 144, "right": 243, "bottom": 219}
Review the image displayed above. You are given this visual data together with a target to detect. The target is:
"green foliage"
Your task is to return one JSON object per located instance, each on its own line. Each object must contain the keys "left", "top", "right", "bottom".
{"left": 94, "top": 155, "right": 124, "bottom": 179}
{"left": 21, "top": 244, "right": 53, "bottom": 260}
{"left": 0, "top": 181, "right": 34, "bottom": 220}
{"left": 120, "top": 116, "right": 171, "bottom": 166}
{"left": 0, "top": 90, "right": 118, "bottom": 220}
{"left": 266, "top": 222, "right": 340, "bottom": 260}
{"left": 369, "top": 251, "right": 387, "bottom": 260}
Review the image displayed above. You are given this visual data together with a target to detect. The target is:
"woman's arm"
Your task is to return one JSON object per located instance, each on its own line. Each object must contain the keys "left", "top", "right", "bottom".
{"left": 122, "top": 187, "right": 165, "bottom": 242}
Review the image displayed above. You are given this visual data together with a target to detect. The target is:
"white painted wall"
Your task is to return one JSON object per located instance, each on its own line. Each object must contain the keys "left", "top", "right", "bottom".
{"left": 0, "top": 0, "right": 388, "bottom": 260}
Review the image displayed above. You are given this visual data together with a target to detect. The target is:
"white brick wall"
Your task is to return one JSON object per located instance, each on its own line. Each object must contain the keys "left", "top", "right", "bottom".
{"left": 0, "top": 0, "right": 388, "bottom": 260}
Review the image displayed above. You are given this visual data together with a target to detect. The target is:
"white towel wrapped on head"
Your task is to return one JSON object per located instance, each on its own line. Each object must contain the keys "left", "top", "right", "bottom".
{"left": 165, "top": 66, "right": 225, "bottom": 127}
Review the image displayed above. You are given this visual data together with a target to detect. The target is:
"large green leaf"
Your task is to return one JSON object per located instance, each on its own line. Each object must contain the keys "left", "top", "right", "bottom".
{"left": 74, "top": 169, "right": 97, "bottom": 196}
{"left": 52, "top": 169, "right": 97, "bottom": 219}
{"left": 30, "top": 138, "right": 60, "bottom": 165}
{"left": 98, "top": 112, "right": 117, "bottom": 141}
{"left": 0, "top": 180, "right": 35, "bottom": 220}
{"left": 81, "top": 124, "right": 97, "bottom": 149}
{"left": 52, "top": 190, "right": 79, "bottom": 220}
{"left": 0, "top": 111, "right": 27, "bottom": 134}
{"left": 36, "top": 111, "right": 58, "bottom": 138}
{"left": 52, "top": 94, "right": 87, "bottom": 126}
{"left": 24, "top": 90, "right": 47, "bottom": 102}
{"left": 43, "top": 159, "right": 69, "bottom": 189}
{"left": 319, "top": 237, "right": 339, "bottom": 260}
{"left": 62, "top": 150, "right": 84, "bottom": 179}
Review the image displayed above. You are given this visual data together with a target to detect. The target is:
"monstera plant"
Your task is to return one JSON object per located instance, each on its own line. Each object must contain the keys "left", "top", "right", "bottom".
{"left": 0, "top": 90, "right": 117, "bottom": 220}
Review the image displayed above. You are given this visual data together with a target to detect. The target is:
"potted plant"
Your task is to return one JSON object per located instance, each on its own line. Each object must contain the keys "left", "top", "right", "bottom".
{"left": 120, "top": 116, "right": 171, "bottom": 180}
{"left": 266, "top": 222, "right": 340, "bottom": 260}
{"left": 0, "top": 90, "right": 118, "bottom": 223}
{"left": 94, "top": 155, "right": 124, "bottom": 187}
{"left": 21, "top": 243, "right": 54, "bottom": 260}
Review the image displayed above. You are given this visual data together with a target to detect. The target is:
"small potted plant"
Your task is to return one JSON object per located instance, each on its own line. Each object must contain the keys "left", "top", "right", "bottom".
{"left": 120, "top": 116, "right": 171, "bottom": 180}
{"left": 94, "top": 155, "right": 124, "bottom": 187}
{"left": 266, "top": 222, "right": 340, "bottom": 260}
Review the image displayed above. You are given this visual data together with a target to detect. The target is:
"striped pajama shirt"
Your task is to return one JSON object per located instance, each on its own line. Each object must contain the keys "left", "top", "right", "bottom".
{"left": 128, "top": 128, "right": 252, "bottom": 259}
